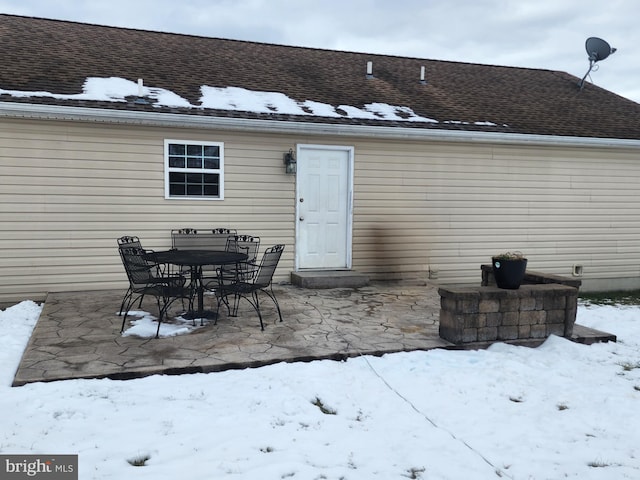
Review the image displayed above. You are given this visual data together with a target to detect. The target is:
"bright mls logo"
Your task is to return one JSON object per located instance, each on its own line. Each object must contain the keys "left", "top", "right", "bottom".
{"left": 0, "top": 455, "right": 77, "bottom": 480}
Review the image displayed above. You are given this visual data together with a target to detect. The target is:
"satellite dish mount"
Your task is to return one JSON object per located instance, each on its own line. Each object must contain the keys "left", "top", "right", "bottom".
{"left": 578, "top": 37, "right": 616, "bottom": 90}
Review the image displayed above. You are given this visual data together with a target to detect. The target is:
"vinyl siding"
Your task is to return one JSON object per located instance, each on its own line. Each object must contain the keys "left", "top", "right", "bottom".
{"left": 1, "top": 117, "right": 640, "bottom": 303}
{"left": 352, "top": 139, "right": 640, "bottom": 289}
{"left": 0, "top": 119, "right": 297, "bottom": 302}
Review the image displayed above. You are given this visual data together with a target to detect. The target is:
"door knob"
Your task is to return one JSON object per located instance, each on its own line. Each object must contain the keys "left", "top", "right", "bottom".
{"left": 299, "top": 216, "right": 304, "bottom": 221}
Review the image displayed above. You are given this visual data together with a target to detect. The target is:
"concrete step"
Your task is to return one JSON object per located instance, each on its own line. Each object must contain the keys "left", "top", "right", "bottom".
{"left": 290, "top": 270, "right": 369, "bottom": 289}
{"left": 571, "top": 324, "right": 617, "bottom": 344}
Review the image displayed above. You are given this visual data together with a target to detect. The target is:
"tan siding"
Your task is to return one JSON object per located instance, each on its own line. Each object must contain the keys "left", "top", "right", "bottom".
{"left": 2, "top": 116, "right": 640, "bottom": 302}
{"left": 349, "top": 137, "right": 640, "bottom": 289}
{"left": 0, "top": 119, "right": 296, "bottom": 302}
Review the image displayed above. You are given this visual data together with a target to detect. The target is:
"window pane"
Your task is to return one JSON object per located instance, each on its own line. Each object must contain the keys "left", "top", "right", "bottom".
{"left": 187, "top": 157, "right": 202, "bottom": 169}
{"left": 203, "top": 173, "right": 218, "bottom": 184}
{"left": 168, "top": 144, "right": 185, "bottom": 156}
{"left": 186, "top": 173, "right": 203, "bottom": 183}
{"left": 203, "top": 158, "right": 219, "bottom": 169}
{"left": 169, "top": 172, "right": 185, "bottom": 182}
{"left": 203, "top": 184, "right": 219, "bottom": 196}
{"left": 203, "top": 146, "right": 219, "bottom": 157}
{"left": 169, "top": 156, "right": 185, "bottom": 168}
{"left": 169, "top": 183, "right": 186, "bottom": 196}
{"left": 186, "top": 144, "right": 202, "bottom": 156}
{"left": 187, "top": 184, "right": 202, "bottom": 196}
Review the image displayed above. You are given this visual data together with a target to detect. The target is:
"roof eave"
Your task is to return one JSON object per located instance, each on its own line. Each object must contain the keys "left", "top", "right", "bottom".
{"left": 1, "top": 101, "right": 640, "bottom": 149}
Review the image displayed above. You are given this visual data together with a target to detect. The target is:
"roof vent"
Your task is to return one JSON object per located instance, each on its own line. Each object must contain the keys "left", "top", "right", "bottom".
{"left": 420, "top": 66, "right": 427, "bottom": 85}
{"left": 578, "top": 37, "right": 616, "bottom": 90}
{"left": 366, "top": 61, "right": 374, "bottom": 79}
{"left": 134, "top": 78, "right": 150, "bottom": 105}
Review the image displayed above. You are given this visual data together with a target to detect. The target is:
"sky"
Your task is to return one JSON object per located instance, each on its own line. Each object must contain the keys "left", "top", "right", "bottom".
{"left": 1, "top": 299, "right": 640, "bottom": 478}
{"left": 1, "top": 0, "right": 639, "bottom": 103}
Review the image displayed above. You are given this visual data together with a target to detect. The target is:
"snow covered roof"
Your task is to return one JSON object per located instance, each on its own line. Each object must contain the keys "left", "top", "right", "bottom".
{"left": 1, "top": 14, "right": 640, "bottom": 139}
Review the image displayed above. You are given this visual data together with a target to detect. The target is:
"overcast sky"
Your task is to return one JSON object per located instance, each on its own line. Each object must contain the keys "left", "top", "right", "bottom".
{"left": 2, "top": 0, "right": 639, "bottom": 103}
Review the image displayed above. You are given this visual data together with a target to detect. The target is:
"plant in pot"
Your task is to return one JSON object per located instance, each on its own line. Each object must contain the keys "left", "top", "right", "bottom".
{"left": 491, "top": 251, "right": 527, "bottom": 289}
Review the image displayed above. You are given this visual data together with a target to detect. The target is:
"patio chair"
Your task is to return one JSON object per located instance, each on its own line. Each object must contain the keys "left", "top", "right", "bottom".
{"left": 214, "top": 234, "right": 261, "bottom": 283}
{"left": 117, "top": 235, "right": 145, "bottom": 250}
{"left": 118, "top": 245, "right": 191, "bottom": 338}
{"left": 211, "top": 235, "right": 261, "bottom": 313}
{"left": 171, "top": 228, "right": 237, "bottom": 285}
{"left": 225, "top": 235, "right": 261, "bottom": 270}
{"left": 171, "top": 228, "right": 237, "bottom": 250}
{"left": 170, "top": 228, "right": 225, "bottom": 280}
{"left": 215, "top": 244, "right": 285, "bottom": 330}
{"left": 172, "top": 228, "right": 237, "bottom": 274}
{"left": 116, "top": 236, "right": 158, "bottom": 315}
{"left": 212, "top": 227, "right": 237, "bottom": 235}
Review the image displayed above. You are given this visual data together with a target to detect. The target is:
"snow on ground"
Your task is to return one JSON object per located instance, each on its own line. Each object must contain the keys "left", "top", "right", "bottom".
{"left": 0, "top": 299, "right": 638, "bottom": 479}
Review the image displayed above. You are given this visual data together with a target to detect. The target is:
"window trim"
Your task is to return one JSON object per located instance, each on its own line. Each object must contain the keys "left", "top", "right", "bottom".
{"left": 164, "top": 139, "right": 225, "bottom": 200}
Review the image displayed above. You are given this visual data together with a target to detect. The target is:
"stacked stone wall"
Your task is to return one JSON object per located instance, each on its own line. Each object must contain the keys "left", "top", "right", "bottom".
{"left": 439, "top": 269, "right": 579, "bottom": 345}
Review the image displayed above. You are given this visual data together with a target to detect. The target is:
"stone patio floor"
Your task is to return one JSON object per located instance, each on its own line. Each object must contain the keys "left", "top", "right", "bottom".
{"left": 13, "top": 282, "right": 452, "bottom": 386}
{"left": 12, "top": 281, "right": 614, "bottom": 387}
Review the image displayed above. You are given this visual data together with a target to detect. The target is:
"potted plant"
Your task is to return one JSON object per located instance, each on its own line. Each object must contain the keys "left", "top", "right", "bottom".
{"left": 491, "top": 251, "right": 527, "bottom": 289}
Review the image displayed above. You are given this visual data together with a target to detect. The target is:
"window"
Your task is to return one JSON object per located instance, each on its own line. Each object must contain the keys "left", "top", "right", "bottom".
{"left": 164, "top": 140, "right": 224, "bottom": 199}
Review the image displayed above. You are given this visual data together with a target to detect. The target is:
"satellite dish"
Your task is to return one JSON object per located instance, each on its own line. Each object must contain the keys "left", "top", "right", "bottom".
{"left": 578, "top": 37, "right": 616, "bottom": 90}
{"left": 585, "top": 37, "right": 616, "bottom": 62}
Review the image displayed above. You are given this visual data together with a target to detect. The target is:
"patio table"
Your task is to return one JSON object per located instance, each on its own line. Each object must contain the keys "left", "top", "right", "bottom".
{"left": 145, "top": 249, "right": 247, "bottom": 321}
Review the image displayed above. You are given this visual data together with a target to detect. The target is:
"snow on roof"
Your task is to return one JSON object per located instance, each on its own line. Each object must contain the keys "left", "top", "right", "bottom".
{"left": 0, "top": 76, "right": 500, "bottom": 126}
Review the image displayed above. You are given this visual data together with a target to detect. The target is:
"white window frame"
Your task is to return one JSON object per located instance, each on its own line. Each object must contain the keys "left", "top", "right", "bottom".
{"left": 164, "top": 139, "right": 224, "bottom": 200}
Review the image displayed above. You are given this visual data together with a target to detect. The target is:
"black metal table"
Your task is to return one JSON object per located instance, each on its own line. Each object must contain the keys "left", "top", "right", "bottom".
{"left": 145, "top": 249, "right": 247, "bottom": 321}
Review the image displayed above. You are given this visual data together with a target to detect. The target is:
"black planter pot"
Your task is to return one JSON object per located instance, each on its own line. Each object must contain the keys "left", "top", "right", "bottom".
{"left": 492, "top": 257, "right": 528, "bottom": 289}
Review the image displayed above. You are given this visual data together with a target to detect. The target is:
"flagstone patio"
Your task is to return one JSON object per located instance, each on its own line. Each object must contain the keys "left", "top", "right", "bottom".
{"left": 12, "top": 280, "right": 615, "bottom": 387}
{"left": 12, "top": 282, "right": 449, "bottom": 386}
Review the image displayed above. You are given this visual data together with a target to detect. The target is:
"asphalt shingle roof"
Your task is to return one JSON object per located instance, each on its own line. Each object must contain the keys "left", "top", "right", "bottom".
{"left": 2, "top": 14, "right": 640, "bottom": 140}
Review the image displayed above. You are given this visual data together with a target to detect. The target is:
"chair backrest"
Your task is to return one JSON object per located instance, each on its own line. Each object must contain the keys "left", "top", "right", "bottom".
{"left": 226, "top": 235, "right": 260, "bottom": 263}
{"left": 171, "top": 228, "right": 237, "bottom": 250}
{"left": 212, "top": 228, "right": 237, "bottom": 235}
{"left": 253, "top": 244, "right": 285, "bottom": 288}
{"left": 118, "top": 246, "right": 156, "bottom": 287}
{"left": 117, "top": 235, "right": 143, "bottom": 249}
{"left": 171, "top": 228, "right": 199, "bottom": 249}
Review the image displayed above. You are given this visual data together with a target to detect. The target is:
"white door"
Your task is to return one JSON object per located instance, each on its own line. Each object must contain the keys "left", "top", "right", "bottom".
{"left": 296, "top": 145, "right": 353, "bottom": 269}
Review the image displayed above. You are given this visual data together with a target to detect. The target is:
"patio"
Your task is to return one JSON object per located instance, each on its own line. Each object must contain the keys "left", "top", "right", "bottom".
{"left": 12, "top": 280, "right": 615, "bottom": 387}
{"left": 12, "top": 282, "right": 449, "bottom": 386}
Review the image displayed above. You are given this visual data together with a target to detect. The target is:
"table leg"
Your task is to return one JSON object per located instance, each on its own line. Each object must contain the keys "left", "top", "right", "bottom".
{"left": 183, "top": 265, "right": 218, "bottom": 323}
{"left": 197, "top": 266, "right": 206, "bottom": 324}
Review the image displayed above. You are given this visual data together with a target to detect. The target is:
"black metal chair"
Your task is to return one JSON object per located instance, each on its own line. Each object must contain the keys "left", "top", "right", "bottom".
{"left": 212, "top": 235, "right": 261, "bottom": 313}
{"left": 217, "top": 234, "right": 261, "bottom": 282}
{"left": 117, "top": 245, "right": 191, "bottom": 338}
{"left": 215, "top": 244, "right": 285, "bottom": 330}
{"left": 116, "top": 236, "right": 158, "bottom": 315}
{"left": 171, "top": 228, "right": 238, "bottom": 281}
{"left": 117, "top": 235, "right": 145, "bottom": 250}
{"left": 171, "top": 228, "right": 237, "bottom": 250}
{"left": 212, "top": 227, "right": 237, "bottom": 236}
{"left": 226, "top": 235, "right": 260, "bottom": 267}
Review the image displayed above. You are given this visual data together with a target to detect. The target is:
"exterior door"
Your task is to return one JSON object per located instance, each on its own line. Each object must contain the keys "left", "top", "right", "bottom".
{"left": 296, "top": 145, "right": 353, "bottom": 269}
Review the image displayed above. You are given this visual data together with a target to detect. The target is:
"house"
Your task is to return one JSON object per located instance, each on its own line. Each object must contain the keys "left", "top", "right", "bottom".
{"left": 1, "top": 14, "right": 640, "bottom": 304}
